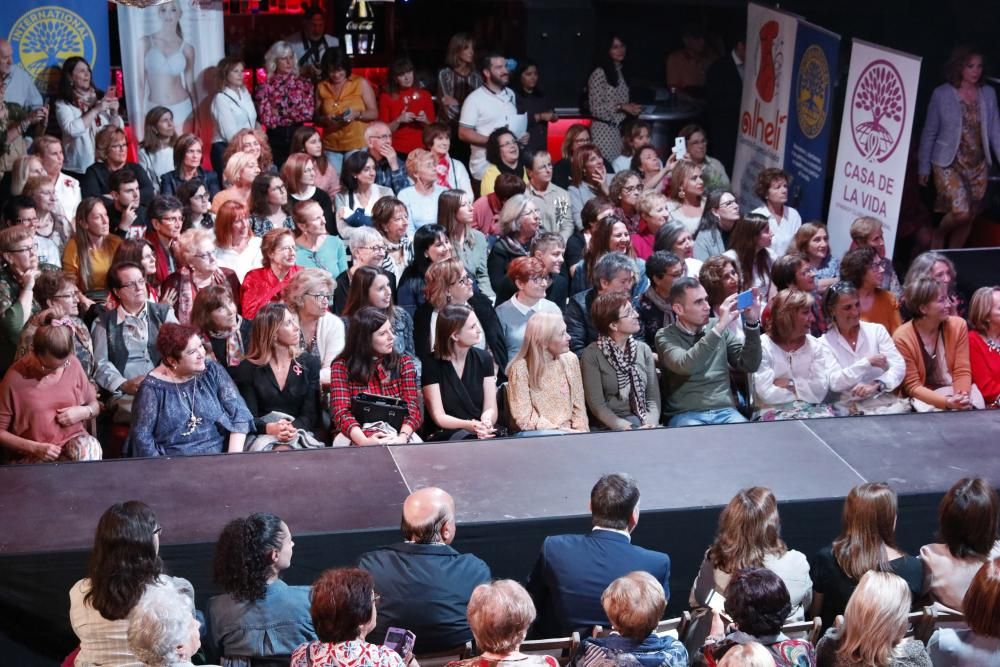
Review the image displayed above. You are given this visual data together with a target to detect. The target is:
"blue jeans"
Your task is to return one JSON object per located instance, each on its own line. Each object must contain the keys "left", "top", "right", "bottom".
{"left": 668, "top": 407, "right": 747, "bottom": 427}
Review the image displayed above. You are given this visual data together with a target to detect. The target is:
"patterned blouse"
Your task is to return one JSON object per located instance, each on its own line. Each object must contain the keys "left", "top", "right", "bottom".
{"left": 292, "top": 639, "right": 405, "bottom": 667}
{"left": 256, "top": 73, "right": 315, "bottom": 129}
{"left": 329, "top": 355, "right": 422, "bottom": 438}
{"left": 507, "top": 353, "right": 588, "bottom": 432}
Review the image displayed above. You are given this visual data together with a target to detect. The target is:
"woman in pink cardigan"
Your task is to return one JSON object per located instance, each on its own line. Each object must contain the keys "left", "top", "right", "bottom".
{"left": 893, "top": 277, "right": 982, "bottom": 411}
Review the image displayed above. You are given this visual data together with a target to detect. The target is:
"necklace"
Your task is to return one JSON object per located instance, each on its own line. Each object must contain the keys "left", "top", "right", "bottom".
{"left": 172, "top": 376, "right": 203, "bottom": 436}
{"left": 985, "top": 336, "right": 1000, "bottom": 355}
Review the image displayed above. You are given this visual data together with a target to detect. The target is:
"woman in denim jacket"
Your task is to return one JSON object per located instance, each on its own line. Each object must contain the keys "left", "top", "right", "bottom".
{"left": 207, "top": 513, "right": 315, "bottom": 664}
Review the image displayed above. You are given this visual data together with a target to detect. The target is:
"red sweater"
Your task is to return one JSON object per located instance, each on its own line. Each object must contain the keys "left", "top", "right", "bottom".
{"left": 969, "top": 330, "right": 1000, "bottom": 405}
{"left": 378, "top": 87, "right": 436, "bottom": 155}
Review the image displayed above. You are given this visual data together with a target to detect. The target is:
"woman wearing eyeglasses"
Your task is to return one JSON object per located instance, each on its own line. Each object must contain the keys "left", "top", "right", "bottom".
{"left": 839, "top": 246, "right": 902, "bottom": 336}
{"left": 159, "top": 228, "right": 242, "bottom": 325}
{"left": 580, "top": 291, "right": 660, "bottom": 430}
{"left": 15, "top": 271, "right": 94, "bottom": 379}
{"left": 488, "top": 195, "right": 541, "bottom": 293}
{"left": 241, "top": 228, "right": 302, "bottom": 320}
{"left": 0, "top": 311, "right": 101, "bottom": 462}
{"left": 413, "top": 258, "right": 507, "bottom": 372}
{"left": 248, "top": 174, "right": 293, "bottom": 237}
{"left": 332, "top": 227, "right": 397, "bottom": 314}
{"left": 0, "top": 225, "right": 59, "bottom": 373}
{"left": 283, "top": 269, "right": 344, "bottom": 387}
{"left": 176, "top": 178, "right": 215, "bottom": 232}
{"left": 495, "top": 257, "right": 563, "bottom": 361}
{"left": 693, "top": 190, "right": 740, "bottom": 261}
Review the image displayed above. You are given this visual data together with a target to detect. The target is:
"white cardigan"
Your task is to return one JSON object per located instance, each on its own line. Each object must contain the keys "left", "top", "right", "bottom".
{"left": 754, "top": 334, "right": 836, "bottom": 407}
{"left": 316, "top": 312, "right": 345, "bottom": 386}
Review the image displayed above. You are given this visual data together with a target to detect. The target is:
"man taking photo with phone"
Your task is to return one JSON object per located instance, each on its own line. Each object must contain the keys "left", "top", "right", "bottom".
{"left": 656, "top": 276, "right": 762, "bottom": 426}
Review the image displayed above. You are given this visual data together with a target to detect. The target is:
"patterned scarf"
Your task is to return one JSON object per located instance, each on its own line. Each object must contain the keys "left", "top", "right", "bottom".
{"left": 176, "top": 267, "right": 229, "bottom": 326}
{"left": 207, "top": 317, "right": 245, "bottom": 367}
{"left": 597, "top": 334, "right": 646, "bottom": 422}
{"left": 435, "top": 155, "right": 451, "bottom": 188}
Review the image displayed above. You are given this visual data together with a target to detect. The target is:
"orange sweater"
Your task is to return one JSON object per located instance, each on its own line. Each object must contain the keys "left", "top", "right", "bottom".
{"left": 892, "top": 316, "right": 971, "bottom": 409}
{"left": 862, "top": 288, "right": 902, "bottom": 335}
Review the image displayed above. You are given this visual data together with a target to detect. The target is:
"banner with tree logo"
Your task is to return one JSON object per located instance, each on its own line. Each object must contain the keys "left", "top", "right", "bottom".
{"left": 827, "top": 40, "right": 921, "bottom": 259}
{"left": 5, "top": 3, "right": 110, "bottom": 97}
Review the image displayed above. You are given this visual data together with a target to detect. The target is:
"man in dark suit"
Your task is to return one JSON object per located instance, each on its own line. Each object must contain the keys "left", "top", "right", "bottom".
{"left": 358, "top": 487, "right": 491, "bottom": 654}
{"left": 525, "top": 472, "right": 671, "bottom": 637}
{"left": 705, "top": 35, "right": 747, "bottom": 177}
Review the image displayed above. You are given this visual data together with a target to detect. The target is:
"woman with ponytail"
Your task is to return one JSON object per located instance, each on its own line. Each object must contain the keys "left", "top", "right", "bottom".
{"left": 207, "top": 512, "right": 315, "bottom": 662}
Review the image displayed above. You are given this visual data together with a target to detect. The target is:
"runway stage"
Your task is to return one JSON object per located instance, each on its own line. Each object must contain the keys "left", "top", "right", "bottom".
{"left": 2, "top": 410, "right": 998, "bottom": 665}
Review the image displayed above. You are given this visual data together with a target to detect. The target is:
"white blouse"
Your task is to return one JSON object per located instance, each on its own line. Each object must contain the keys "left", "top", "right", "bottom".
{"left": 211, "top": 87, "right": 258, "bottom": 144}
{"left": 822, "top": 321, "right": 905, "bottom": 399}
{"left": 215, "top": 236, "right": 263, "bottom": 282}
{"left": 55, "top": 100, "right": 124, "bottom": 174}
{"left": 755, "top": 334, "right": 836, "bottom": 406}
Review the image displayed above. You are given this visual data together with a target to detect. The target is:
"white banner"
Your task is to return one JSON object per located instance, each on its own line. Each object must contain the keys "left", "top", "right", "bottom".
{"left": 828, "top": 40, "right": 921, "bottom": 259}
{"left": 731, "top": 3, "right": 799, "bottom": 209}
{"left": 117, "top": 0, "right": 224, "bottom": 144}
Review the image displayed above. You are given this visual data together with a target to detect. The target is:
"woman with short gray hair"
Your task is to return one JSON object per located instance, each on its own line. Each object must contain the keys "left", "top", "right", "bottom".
{"left": 127, "top": 582, "right": 212, "bottom": 667}
{"left": 487, "top": 195, "right": 542, "bottom": 292}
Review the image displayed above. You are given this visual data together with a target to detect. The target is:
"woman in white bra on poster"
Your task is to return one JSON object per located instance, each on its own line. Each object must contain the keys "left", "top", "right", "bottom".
{"left": 137, "top": 0, "right": 198, "bottom": 134}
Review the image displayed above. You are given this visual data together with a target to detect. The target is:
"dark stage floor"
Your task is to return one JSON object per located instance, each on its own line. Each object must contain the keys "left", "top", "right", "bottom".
{"left": 1, "top": 410, "right": 995, "bottom": 665}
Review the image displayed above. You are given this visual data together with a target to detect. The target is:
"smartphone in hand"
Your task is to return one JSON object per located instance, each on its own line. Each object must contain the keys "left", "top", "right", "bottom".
{"left": 384, "top": 627, "right": 416, "bottom": 658}
{"left": 736, "top": 289, "right": 754, "bottom": 310}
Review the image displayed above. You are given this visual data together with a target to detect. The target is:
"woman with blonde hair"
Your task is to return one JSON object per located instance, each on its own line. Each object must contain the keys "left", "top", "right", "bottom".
{"left": 283, "top": 268, "right": 343, "bottom": 386}
{"left": 811, "top": 482, "right": 922, "bottom": 629}
{"left": 9, "top": 154, "right": 46, "bottom": 197}
{"left": 398, "top": 148, "right": 446, "bottom": 230}
{"left": 22, "top": 175, "right": 74, "bottom": 253}
{"left": 965, "top": 285, "right": 1000, "bottom": 406}
{"left": 688, "top": 487, "right": 812, "bottom": 646}
{"left": 815, "top": 571, "right": 930, "bottom": 667}
{"left": 212, "top": 151, "right": 261, "bottom": 214}
{"left": 63, "top": 197, "right": 122, "bottom": 304}
{"left": 221, "top": 128, "right": 275, "bottom": 176}
{"left": 292, "top": 199, "right": 346, "bottom": 277}
{"left": 666, "top": 159, "right": 706, "bottom": 235}
{"left": 754, "top": 288, "right": 836, "bottom": 420}
{"left": 159, "top": 228, "right": 241, "bottom": 325}
{"left": 214, "top": 201, "right": 263, "bottom": 281}
{"left": 234, "top": 303, "right": 321, "bottom": 450}
{"left": 507, "top": 311, "right": 588, "bottom": 434}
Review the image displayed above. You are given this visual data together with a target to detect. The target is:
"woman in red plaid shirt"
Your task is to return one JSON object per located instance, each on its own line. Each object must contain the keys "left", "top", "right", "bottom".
{"left": 330, "top": 306, "right": 421, "bottom": 445}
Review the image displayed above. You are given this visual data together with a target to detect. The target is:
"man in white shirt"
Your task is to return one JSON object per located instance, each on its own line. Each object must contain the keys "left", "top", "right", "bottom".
{"left": 31, "top": 136, "right": 81, "bottom": 221}
{"left": 459, "top": 53, "right": 523, "bottom": 182}
{"left": 285, "top": 8, "right": 339, "bottom": 80}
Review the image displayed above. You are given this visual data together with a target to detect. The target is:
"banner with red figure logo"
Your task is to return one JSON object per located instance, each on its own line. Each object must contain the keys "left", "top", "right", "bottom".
{"left": 731, "top": 3, "right": 800, "bottom": 210}
{"left": 828, "top": 40, "right": 921, "bottom": 259}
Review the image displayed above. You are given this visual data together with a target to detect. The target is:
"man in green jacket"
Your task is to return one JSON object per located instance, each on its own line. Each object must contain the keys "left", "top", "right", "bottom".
{"left": 655, "top": 276, "right": 761, "bottom": 426}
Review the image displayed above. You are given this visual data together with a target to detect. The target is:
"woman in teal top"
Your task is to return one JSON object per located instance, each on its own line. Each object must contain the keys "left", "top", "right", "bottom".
{"left": 292, "top": 199, "right": 347, "bottom": 276}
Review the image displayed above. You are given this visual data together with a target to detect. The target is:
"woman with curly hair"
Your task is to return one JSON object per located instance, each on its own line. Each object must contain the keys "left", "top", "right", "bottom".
{"left": 70, "top": 501, "right": 195, "bottom": 665}
{"left": 840, "top": 246, "right": 902, "bottom": 335}
{"left": 207, "top": 512, "right": 315, "bottom": 662}
{"left": 750, "top": 167, "right": 801, "bottom": 256}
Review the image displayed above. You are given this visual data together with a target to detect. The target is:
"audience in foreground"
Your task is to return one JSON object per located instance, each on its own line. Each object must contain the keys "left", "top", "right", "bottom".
{"left": 815, "top": 571, "right": 930, "bottom": 667}
{"left": 927, "top": 556, "right": 1000, "bottom": 665}
{"left": 127, "top": 583, "right": 211, "bottom": 667}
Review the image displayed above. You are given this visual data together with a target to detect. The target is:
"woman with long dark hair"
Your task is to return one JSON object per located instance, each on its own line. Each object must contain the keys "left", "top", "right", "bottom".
{"left": 726, "top": 213, "right": 774, "bottom": 297}
{"left": 54, "top": 57, "right": 123, "bottom": 177}
{"left": 70, "top": 501, "right": 195, "bottom": 665}
{"left": 379, "top": 56, "right": 435, "bottom": 157}
{"left": 398, "top": 224, "right": 453, "bottom": 317}
{"left": 342, "top": 265, "right": 417, "bottom": 371}
{"left": 329, "top": 306, "right": 421, "bottom": 445}
{"left": 208, "top": 512, "right": 315, "bottom": 661}
{"left": 290, "top": 126, "right": 339, "bottom": 199}
{"left": 586, "top": 34, "right": 642, "bottom": 161}
{"left": 248, "top": 173, "right": 293, "bottom": 237}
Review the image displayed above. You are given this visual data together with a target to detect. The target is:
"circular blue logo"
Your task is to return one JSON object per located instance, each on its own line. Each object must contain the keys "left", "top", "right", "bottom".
{"left": 9, "top": 6, "right": 98, "bottom": 93}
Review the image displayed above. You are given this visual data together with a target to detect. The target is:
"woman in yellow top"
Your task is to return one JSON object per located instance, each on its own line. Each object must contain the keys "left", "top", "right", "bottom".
{"left": 62, "top": 197, "right": 122, "bottom": 306}
{"left": 315, "top": 49, "right": 378, "bottom": 175}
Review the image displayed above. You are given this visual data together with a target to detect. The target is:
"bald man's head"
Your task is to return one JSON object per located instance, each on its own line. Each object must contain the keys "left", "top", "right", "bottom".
{"left": 401, "top": 487, "right": 456, "bottom": 544}
{"left": 0, "top": 40, "right": 12, "bottom": 76}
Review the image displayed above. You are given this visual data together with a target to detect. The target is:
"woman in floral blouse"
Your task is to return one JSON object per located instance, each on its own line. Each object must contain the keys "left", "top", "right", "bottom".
{"left": 255, "top": 41, "right": 314, "bottom": 168}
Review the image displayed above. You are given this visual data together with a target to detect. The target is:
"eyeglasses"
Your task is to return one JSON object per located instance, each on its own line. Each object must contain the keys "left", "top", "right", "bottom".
{"left": 498, "top": 140, "right": 518, "bottom": 149}
{"left": 360, "top": 245, "right": 388, "bottom": 253}
{"left": 307, "top": 292, "right": 333, "bottom": 301}
{"left": 451, "top": 275, "right": 473, "bottom": 287}
{"left": 529, "top": 275, "right": 551, "bottom": 285}
{"left": 159, "top": 215, "right": 184, "bottom": 224}
{"left": 192, "top": 251, "right": 216, "bottom": 261}
{"left": 619, "top": 307, "right": 639, "bottom": 319}
{"left": 192, "top": 192, "right": 210, "bottom": 201}
{"left": 7, "top": 243, "right": 38, "bottom": 254}
{"left": 371, "top": 134, "right": 392, "bottom": 141}
{"left": 373, "top": 592, "right": 382, "bottom": 605}
{"left": 622, "top": 184, "right": 642, "bottom": 193}
{"left": 109, "top": 143, "right": 128, "bottom": 151}
{"left": 153, "top": 526, "right": 162, "bottom": 536}
{"left": 16, "top": 216, "right": 39, "bottom": 225}
{"left": 52, "top": 292, "right": 78, "bottom": 300}
{"left": 120, "top": 278, "right": 147, "bottom": 291}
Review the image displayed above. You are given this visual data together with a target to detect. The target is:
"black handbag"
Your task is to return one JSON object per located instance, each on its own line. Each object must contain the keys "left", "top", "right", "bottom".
{"left": 351, "top": 392, "right": 408, "bottom": 432}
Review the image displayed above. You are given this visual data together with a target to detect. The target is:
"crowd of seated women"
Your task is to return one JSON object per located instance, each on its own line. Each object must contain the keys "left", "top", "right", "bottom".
{"left": 5, "top": 33, "right": 1000, "bottom": 463}
{"left": 63, "top": 472, "right": 1000, "bottom": 666}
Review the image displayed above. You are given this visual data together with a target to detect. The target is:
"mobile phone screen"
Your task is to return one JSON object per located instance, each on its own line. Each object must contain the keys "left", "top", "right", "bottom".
{"left": 737, "top": 289, "right": 754, "bottom": 310}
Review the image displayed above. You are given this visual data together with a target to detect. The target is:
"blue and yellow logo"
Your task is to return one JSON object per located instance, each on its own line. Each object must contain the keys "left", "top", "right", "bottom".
{"left": 9, "top": 6, "right": 97, "bottom": 87}
{"left": 796, "top": 44, "right": 830, "bottom": 140}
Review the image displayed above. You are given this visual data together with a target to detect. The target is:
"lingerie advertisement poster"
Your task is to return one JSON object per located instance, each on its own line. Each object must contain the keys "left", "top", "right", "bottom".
{"left": 4, "top": 2, "right": 111, "bottom": 95}
{"left": 117, "top": 0, "right": 224, "bottom": 144}
{"left": 827, "top": 40, "right": 921, "bottom": 260}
